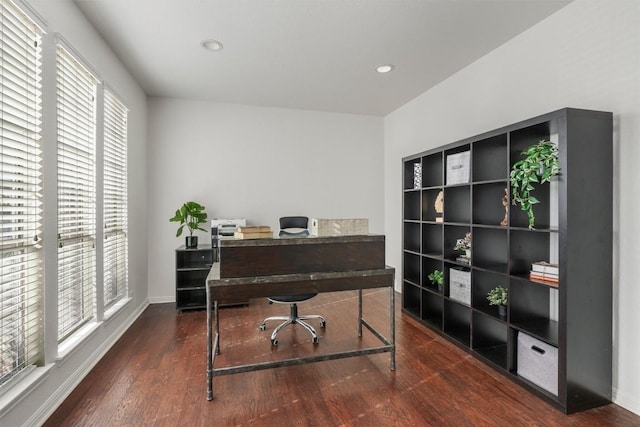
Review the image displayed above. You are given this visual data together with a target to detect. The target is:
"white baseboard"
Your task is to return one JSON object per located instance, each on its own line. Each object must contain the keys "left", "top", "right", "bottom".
{"left": 28, "top": 300, "right": 149, "bottom": 427}
{"left": 613, "top": 386, "right": 640, "bottom": 416}
{"left": 148, "top": 295, "right": 175, "bottom": 304}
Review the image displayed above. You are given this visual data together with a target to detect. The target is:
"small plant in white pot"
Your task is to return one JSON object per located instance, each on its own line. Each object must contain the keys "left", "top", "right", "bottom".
{"left": 454, "top": 232, "right": 472, "bottom": 259}
{"left": 487, "top": 286, "right": 508, "bottom": 319}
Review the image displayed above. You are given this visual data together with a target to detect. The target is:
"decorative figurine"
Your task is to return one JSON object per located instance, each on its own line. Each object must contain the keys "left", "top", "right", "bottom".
{"left": 434, "top": 190, "right": 444, "bottom": 223}
{"left": 500, "top": 187, "right": 509, "bottom": 227}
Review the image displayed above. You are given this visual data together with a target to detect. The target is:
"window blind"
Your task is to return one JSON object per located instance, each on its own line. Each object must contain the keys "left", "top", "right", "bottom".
{"left": 0, "top": 0, "right": 43, "bottom": 387}
{"left": 56, "top": 44, "right": 97, "bottom": 342}
{"left": 103, "top": 90, "right": 127, "bottom": 309}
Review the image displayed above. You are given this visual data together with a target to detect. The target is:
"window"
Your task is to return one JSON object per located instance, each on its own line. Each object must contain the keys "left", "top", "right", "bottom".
{"left": 0, "top": 0, "right": 43, "bottom": 387}
{"left": 103, "top": 90, "right": 127, "bottom": 308}
{"left": 56, "top": 43, "right": 97, "bottom": 342}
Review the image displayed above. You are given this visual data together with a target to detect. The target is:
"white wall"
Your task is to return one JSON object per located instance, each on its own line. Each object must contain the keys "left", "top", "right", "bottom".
{"left": 0, "top": 1, "right": 148, "bottom": 425}
{"left": 147, "top": 98, "right": 383, "bottom": 301}
{"left": 384, "top": 0, "right": 639, "bottom": 415}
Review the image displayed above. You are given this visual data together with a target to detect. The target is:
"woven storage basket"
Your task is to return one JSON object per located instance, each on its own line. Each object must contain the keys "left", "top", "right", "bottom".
{"left": 310, "top": 218, "right": 369, "bottom": 237}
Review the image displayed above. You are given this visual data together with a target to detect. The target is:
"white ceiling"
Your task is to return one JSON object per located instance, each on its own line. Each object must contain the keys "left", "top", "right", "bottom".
{"left": 73, "top": 0, "right": 571, "bottom": 116}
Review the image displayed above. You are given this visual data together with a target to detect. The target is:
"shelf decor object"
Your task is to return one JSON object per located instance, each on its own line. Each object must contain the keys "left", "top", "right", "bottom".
{"left": 509, "top": 140, "right": 560, "bottom": 229}
{"left": 446, "top": 150, "right": 470, "bottom": 185}
{"left": 487, "top": 286, "right": 508, "bottom": 318}
{"left": 427, "top": 269, "right": 444, "bottom": 291}
{"left": 170, "top": 201, "right": 208, "bottom": 248}
{"left": 414, "top": 162, "right": 422, "bottom": 189}
{"left": 401, "top": 108, "right": 613, "bottom": 414}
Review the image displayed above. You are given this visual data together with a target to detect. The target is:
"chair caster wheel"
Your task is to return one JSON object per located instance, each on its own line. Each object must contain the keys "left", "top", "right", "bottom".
{"left": 259, "top": 324, "right": 266, "bottom": 331}
{"left": 320, "top": 320, "right": 326, "bottom": 328}
{"left": 312, "top": 337, "right": 319, "bottom": 344}
{"left": 271, "top": 338, "right": 278, "bottom": 346}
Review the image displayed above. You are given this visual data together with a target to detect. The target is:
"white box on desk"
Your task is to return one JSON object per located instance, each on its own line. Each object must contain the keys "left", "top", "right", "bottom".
{"left": 310, "top": 218, "right": 369, "bottom": 237}
{"left": 449, "top": 268, "right": 471, "bottom": 305}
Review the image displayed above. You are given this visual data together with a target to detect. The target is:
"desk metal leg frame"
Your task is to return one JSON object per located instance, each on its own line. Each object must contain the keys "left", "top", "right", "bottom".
{"left": 206, "top": 287, "right": 396, "bottom": 400}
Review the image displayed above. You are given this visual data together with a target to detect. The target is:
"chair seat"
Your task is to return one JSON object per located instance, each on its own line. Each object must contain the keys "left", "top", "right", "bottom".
{"left": 268, "top": 293, "right": 317, "bottom": 303}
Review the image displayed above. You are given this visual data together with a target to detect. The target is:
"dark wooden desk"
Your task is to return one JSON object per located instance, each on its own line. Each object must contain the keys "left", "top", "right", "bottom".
{"left": 205, "top": 235, "right": 396, "bottom": 400}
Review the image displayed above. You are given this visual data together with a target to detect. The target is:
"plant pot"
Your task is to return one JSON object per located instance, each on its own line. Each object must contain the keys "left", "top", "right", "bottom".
{"left": 185, "top": 235, "right": 198, "bottom": 248}
{"left": 465, "top": 249, "right": 471, "bottom": 259}
{"left": 498, "top": 304, "right": 507, "bottom": 319}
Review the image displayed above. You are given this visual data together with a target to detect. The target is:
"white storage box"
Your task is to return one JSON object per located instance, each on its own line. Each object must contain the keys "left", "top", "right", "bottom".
{"left": 517, "top": 332, "right": 558, "bottom": 395}
{"left": 449, "top": 268, "right": 471, "bottom": 305}
{"left": 446, "top": 151, "right": 470, "bottom": 185}
{"left": 310, "top": 218, "right": 369, "bottom": 237}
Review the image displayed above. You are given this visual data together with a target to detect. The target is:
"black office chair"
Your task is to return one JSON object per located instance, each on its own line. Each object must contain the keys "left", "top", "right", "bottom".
{"left": 259, "top": 216, "right": 326, "bottom": 346}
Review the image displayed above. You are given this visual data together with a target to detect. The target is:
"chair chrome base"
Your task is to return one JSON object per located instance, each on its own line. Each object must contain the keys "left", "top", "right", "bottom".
{"left": 259, "top": 302, "right": 326, "bottom": 346}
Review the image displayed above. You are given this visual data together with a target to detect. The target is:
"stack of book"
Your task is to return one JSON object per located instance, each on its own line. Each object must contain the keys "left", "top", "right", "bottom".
{"left": 233, "top": 226, "right": 273, "bottom": 239}
{"left": 529, "top": 261, "right": 559, "bottom": 286}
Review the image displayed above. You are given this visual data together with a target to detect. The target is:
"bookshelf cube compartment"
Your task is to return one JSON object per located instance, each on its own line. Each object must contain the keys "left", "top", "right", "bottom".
{"left": 444, "top": 299, "right": 471, "bottom": 346}
{"left": 403, "top": 222, "right": 421, "bottom": 253}
{"left": 176, "top": 288, "right": 207, "bottom": 310}
{"left": 421, "top": 224, "right": 443, "bottom": 257}
{"left": 509, "top": 230, "right": 551, "bottom": 276}
{"left": 509, "top": 278, "right": 557, "bottom": 345}
{"left": 403, "top": 252, "right": 421, "bottom": 285}
{"left": 443, "top": 186, "right": 471, "bottom": 224}
{"left": 403, "top": 282, "right": 421, "bottom": 318}
{"left": 445, "top": 145, "right": 471, "bottom": 185}
{"left": 473, "top": 182, "right": 509, "bottom": 226}
{"left": 421, "top": 153, "right": 443, "bottom": 187}
{"left": 176, "top": 270, "right": 209, "bottom": 289}
{"left": 404, "top": 158, "right": 422, "bottom": 190}
{"left": 509, "top": 122, "right": 552, "bottom": 156}
{"left": 444, "top": 225, "right": 471, "bottom": 261}
{"left": 423, "top": 257, "right": 443, "bottom": 292}
{"left": 404, "top": 191, "right": 421, "bottom": 221}
{"left": 472, "top": 134, "right": 508, "bottom": 182}
{"left": 176, "top": 250, "right": 214, "bottom": 269}
{"left": 422, "top": 290, "right": 443, "bottom": 330}
{"left": 422, "top": 188, "right": 444, "bottom": 222}
{"left": 473, "top": 227, "right": 508, "bottom": 273}
{"left": 509, "top": 185, "right": 552, "bottom": 229}
{"left": 509, "top": 122, "right": 554, "bottom": 230}
{"left": 472, "top": 270, "right": 509, "bottom": 318}
{"left": 472, "top": 312, "right": 508, "bottom": 369}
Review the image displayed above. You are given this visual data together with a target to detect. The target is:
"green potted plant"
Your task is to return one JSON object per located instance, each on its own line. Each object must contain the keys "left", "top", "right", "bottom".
{"left": 427, "top": 269, "right": 444, "bottom": 291}
{"left": 170, "top": 201, "right": 208, "bottom": 248}
{"left": 487, "top": 286, "right": 508, "bottom": 318}
{"left": 509, "top": 139, "right": 560, "bottom": 229}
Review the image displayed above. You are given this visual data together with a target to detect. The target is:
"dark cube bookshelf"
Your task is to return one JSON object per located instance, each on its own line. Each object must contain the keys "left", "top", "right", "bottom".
{"left": 401, "top": 108, "right": 613, "bottom": 414}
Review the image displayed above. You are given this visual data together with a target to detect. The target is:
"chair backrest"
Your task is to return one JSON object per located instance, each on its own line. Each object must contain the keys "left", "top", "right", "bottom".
{"left": 279, "top": 216, "right": 309, "bottom": 237}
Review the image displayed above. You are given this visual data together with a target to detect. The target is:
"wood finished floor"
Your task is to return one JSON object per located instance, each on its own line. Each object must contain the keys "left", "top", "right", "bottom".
{"left": 44, "top": 290, "right": 640, "bottom": 426}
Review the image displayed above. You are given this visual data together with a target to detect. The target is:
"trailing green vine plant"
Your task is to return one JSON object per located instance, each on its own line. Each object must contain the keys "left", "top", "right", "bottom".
{"left": 509, "top": 140, "right": 560, "bottom": 229}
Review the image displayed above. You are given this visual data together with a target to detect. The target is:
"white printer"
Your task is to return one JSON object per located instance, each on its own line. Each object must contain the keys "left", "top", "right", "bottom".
{"left": 210, "top": 218, "right": 246, "bottom": 246}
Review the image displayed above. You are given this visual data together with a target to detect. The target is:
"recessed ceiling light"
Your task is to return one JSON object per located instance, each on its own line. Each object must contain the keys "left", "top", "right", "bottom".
{"left": 201, "top": 39, "right": 223, "bottom": 52}
{"left": 376, "top": 64, "right": 394, "bottom": 73}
